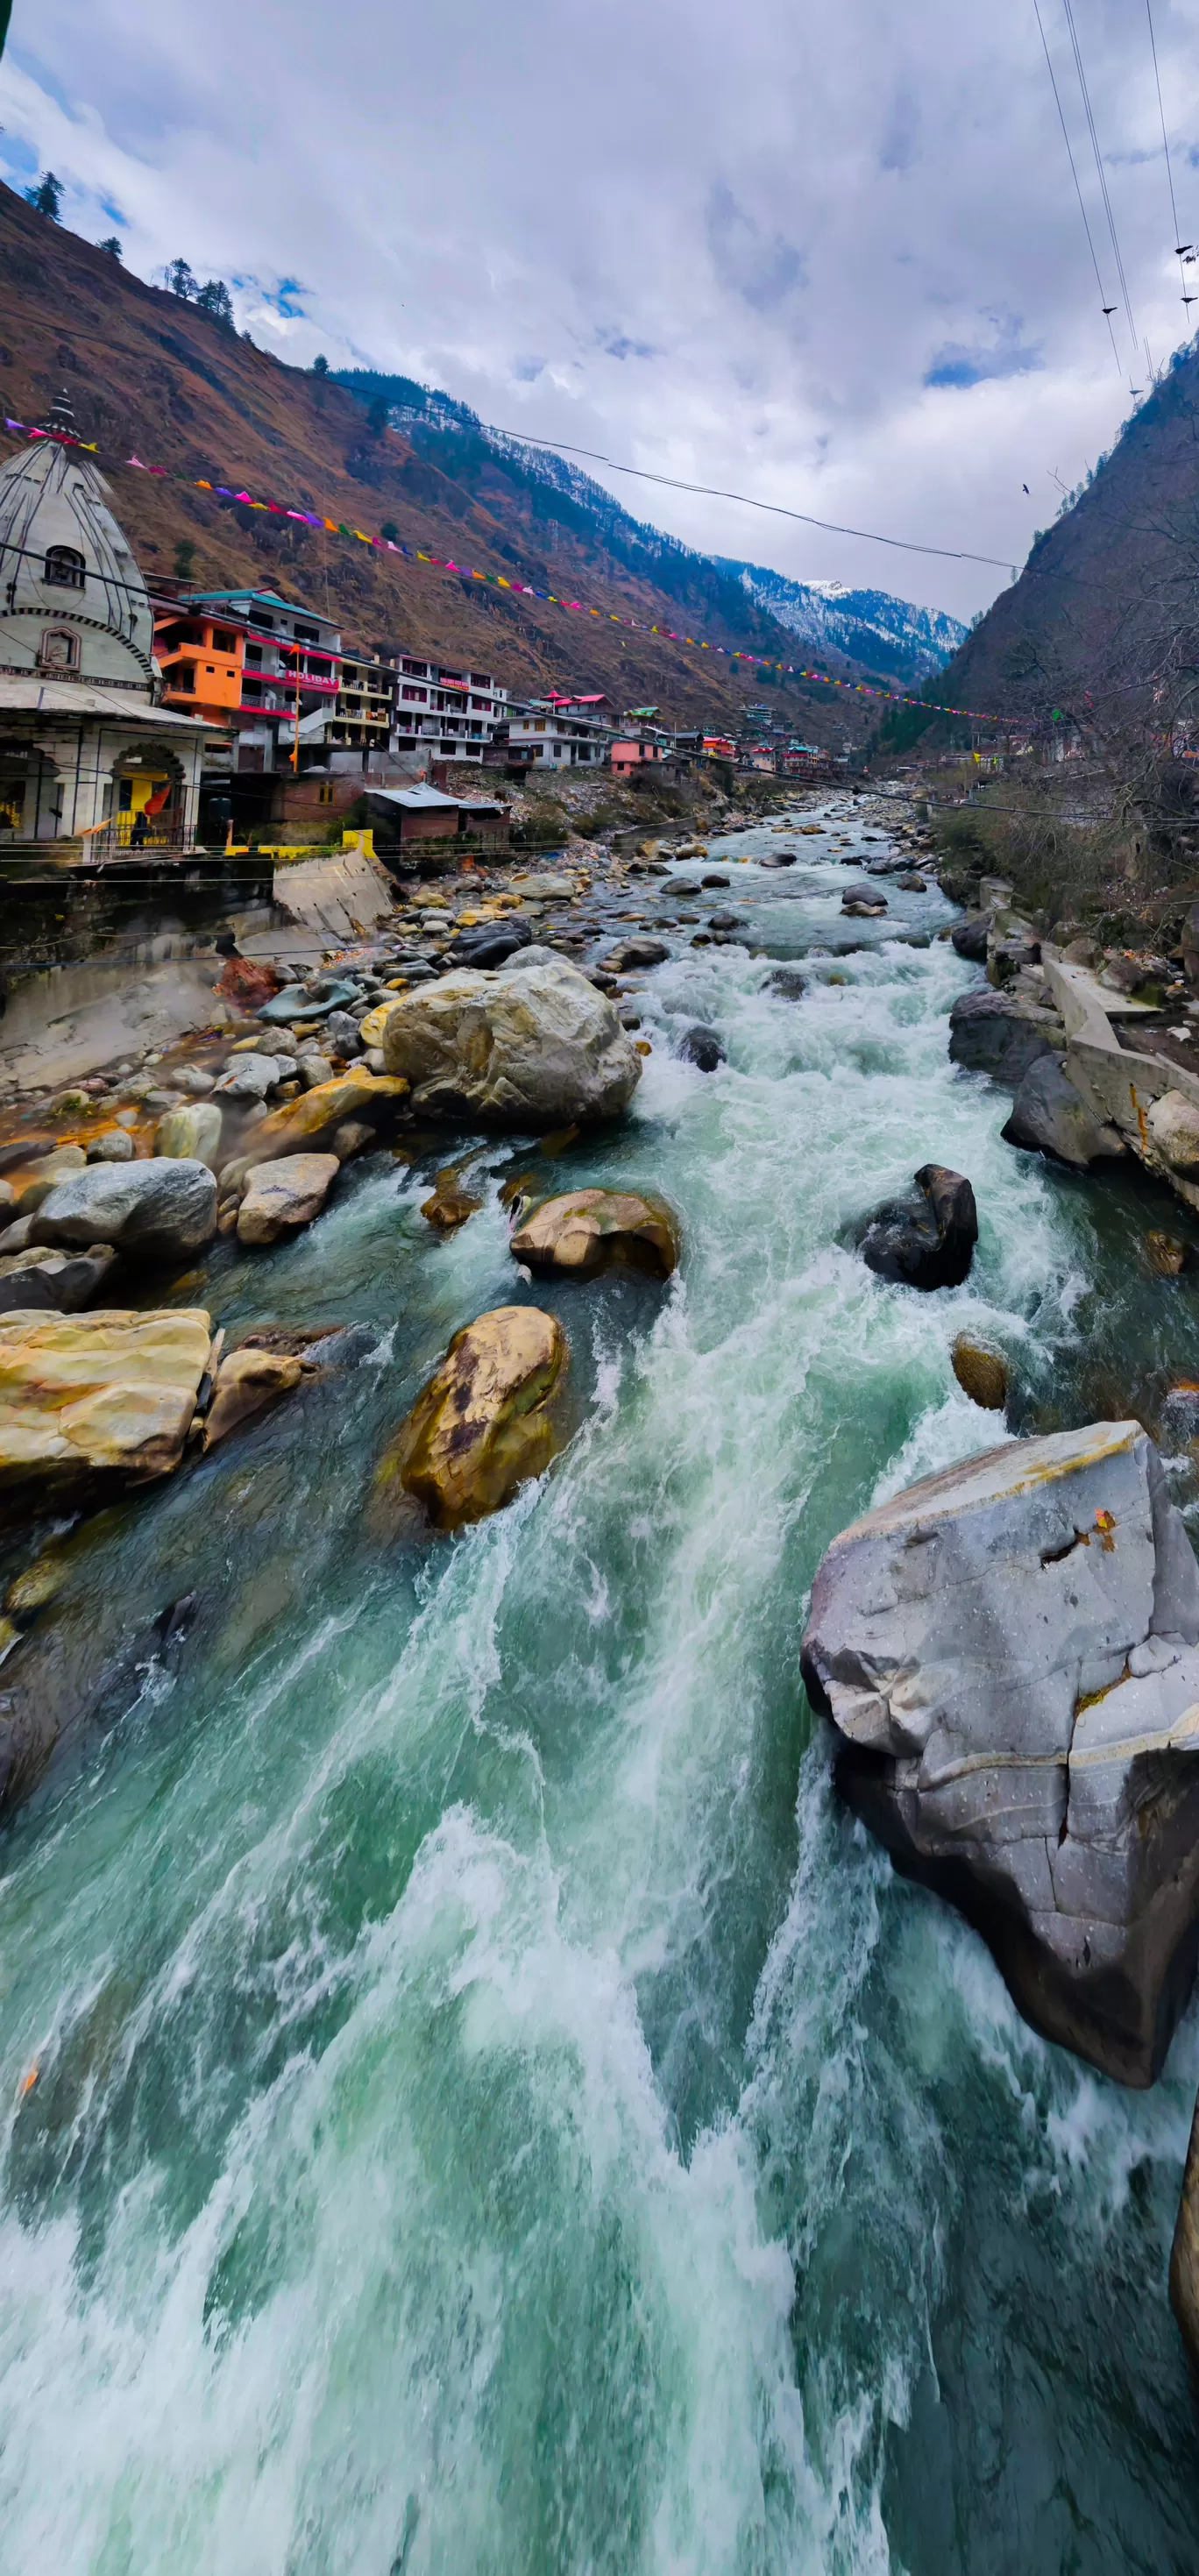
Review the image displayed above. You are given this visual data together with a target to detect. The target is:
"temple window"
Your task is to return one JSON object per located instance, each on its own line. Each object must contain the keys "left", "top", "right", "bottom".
{"left": 44, "top": 544, "right": 86, "bottom": 591}
{"left": 38, "top": 627, "right": 80, "bottom": 671}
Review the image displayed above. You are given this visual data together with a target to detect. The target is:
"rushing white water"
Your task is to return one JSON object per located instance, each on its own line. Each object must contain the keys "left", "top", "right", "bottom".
{"left": 2, "top": 805, "right": 1198, "bottom": 2573}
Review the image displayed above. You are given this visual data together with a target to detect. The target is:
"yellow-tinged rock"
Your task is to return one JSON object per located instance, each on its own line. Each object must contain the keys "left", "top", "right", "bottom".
{"left": 510, "top": 1188, "right": 679, "bottom": 1281}
{"left": 376, "top": 1304, "right": 567, "bottom": 1530}
{"left": 203, "top": 1345, "right": 302, "bottom": 1449}
{"left": 0, "top": 1307, "right": 212, "bottom": 1503}
{"left": 219, "top": 1068, "right": 408, "bottom": 1179}
{"left": 358, "top": 997, "right": 407, "bottom": 1050}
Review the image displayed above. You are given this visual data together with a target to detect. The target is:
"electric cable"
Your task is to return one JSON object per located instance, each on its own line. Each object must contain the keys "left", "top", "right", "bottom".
{"left": 1061, "top": 0, "right": 1139, "bottom": 376}
{"left": 479, "top": 427, "right": 1016, "bottom": 570}
{"left": 1032, "top": 0, "right": 1125, "bottom": 378}
{"left": 1145, "top": 0, "right": 1196, "bottom": 320}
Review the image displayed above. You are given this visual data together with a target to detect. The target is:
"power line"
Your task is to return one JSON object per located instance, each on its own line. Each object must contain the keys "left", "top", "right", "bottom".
{"left": 1061, "top": 0, "right": 1139, "bottom": 377}
{"left": 482, "top": 426, "right": 1016, "bottom": 570}
{"left": 1145, "top": 0, "right": 1195, "bottom": 320}
{"left": 1032, "top": 0, "right": 1125, "bottom": 379}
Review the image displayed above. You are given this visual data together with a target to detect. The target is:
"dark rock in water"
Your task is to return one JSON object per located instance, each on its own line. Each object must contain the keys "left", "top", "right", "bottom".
{"left": 858, "top": 1162, "right": 977, "bottom": 1290}
{"left": 1003, "top": 1055, "right": 1127, "bottom": 1168}
{"left": 766, "top": 967, "right": 806, "bottom": 1000}
{"left": 948, "top": 987, "right": 1061, "bottom": 1088}
{"left": 606, "top": 939, "right": 670, "bottom": 970}
{"left": 707, "top": 912, "right": 741, "bottom": 931}
{"left": 1144, "top": 1231, "right": 1191, "bottom": 1280}
{"left": 0, "top": 1245, "right": 118, "bottom": 1315}
{"left": 801, "top": 1419, "right": 1199, "bottom": 2087}
{"left": 1171, "top": 2097, "right": 1199, "bottom": 2368}
{"left": 896, "top": 872, "right": 927, "bottom": 892}
{"left": 700, "top": 872, "right": 730, "bottom": 888}
{"left": 677, "top": 1025, "right": 726, "bottom": 1070}
{"left": 0, "top": 1587, "right": 199, "bottom": 1820}
{"left": 950, "top": 912, "right": 990, "bottom": 962}
{"left": 446, "top": 919, "right": 532, "bottom": 969}
{"left": 761, "top": 852, "right": 798, "bottom": 869}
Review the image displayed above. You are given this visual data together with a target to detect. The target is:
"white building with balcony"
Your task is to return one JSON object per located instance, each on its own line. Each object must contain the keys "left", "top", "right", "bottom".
{"left": 389, "top": 656, "right": 509, "bottom": 762}
{"left": 506, "top": 693, "right": 611, "bottom": 770}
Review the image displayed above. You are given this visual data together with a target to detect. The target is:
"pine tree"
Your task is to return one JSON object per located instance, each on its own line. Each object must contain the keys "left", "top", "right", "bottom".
{"left": 24, "top": 172, "right": 62, "bottom": 220}
{"left": 166, "top": 258, "right": 197, "bottom": 300}
{"left": 97, "top": 235, "right": 123, "bottom": 259}
{"left": 195, "top": 279, "right": 234, "bottom": 329}
{"left": 311, "top": 354, "right": 330, "bottom": 376}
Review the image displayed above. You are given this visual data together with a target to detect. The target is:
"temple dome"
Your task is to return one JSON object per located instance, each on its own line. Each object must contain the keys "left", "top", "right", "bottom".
{"left": 0, "top": 394, "right": 157, "bottom": 692}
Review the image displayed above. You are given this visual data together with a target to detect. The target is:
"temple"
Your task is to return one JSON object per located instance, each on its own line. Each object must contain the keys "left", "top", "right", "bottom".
{"left": 0, "top": 394, "right": 218, "bottom": 856}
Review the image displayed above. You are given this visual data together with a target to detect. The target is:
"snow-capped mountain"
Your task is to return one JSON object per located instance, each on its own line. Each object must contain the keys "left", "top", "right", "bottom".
{"left": 719, "top": 560, "right": 968, "bottom": 680}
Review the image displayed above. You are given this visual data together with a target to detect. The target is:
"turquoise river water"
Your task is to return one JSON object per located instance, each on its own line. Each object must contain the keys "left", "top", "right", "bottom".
{"left": 3, "top": 801, "right": 1199, "bottom": 2572}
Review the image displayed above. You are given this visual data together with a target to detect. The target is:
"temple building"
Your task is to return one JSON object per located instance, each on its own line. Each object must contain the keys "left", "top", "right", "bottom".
{"left": 0, "top": 394, "right": 220, "bottom": 856}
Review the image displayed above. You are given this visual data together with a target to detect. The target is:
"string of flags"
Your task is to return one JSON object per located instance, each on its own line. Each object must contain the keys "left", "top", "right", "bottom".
{"left": 4, "top": 413, "right": 1015, "bottom": 726}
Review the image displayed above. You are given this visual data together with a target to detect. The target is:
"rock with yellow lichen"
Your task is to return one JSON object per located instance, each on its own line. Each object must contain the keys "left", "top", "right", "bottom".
{"left": 374, "top": 1304, "right": 567, "bottom": 1531}
{"left": 0, "top": 1306, "right": 213, "bottom": 1515}
{"left": 510, "top": 1188, "right": 679, "bottom": 1281}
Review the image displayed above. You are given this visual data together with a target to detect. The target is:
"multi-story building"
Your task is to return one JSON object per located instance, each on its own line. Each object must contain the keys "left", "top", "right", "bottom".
{"left": 389, "top": 656, "right": 509, "bottom": 762}
{"left": 609, "top": 709, "right": 673, "bottom": 777}
{"left": 506, "top": 692, "right": 611, "bottom": 770}
{"left": 154, "top": 600, "right": 245, "bottom": 726}
{"left": 163, "top": 587, "right": 342, "bottom": 775}
{"left": 328, "top": 650, "right": 396, "bottom": 758}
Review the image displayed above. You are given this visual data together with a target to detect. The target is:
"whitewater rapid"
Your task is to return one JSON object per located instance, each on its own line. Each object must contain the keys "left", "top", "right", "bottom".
{"left": 1, "top": 805, "right": 1197, "bottom": 2573}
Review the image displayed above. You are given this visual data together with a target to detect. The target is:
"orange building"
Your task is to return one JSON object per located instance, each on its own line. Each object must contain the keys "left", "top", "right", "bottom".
{"left": 153, "top": 605, "right": 245, "bottom": 720}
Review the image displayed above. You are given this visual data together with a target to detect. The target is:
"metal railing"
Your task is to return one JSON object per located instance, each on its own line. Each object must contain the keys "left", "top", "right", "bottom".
{"left": 83, "top": 817, "right": 191, "bottom": 863}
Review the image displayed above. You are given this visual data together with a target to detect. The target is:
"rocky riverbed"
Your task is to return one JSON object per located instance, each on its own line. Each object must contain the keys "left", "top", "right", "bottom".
{"left": 3, "top": 792, "right": 1199, "bottom": 2572}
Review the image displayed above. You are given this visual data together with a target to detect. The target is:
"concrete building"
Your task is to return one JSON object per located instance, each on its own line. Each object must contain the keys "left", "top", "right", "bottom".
{"left": 330, "top": 651, "right": 396, "bottom": 758}
{"left": 0, "top": 393, "right": 219, "bottom": 857}
{"left": 174, "top": 586, "right": 342, "bottom": 777}
{"left": 389, "top": 656, "right": 509, "bottom": 762}
{"left": 507, "top": 692, "right": 611, "bottom": 770}
{"left": 364, "top": 783, "right": 511, "bottom": 854}
{"left": 610, "top": 709, "right": 673, "bottom": 777}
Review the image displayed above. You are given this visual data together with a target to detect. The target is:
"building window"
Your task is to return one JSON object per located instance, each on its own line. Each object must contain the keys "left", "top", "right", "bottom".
{"left": 44, "top": 544, "right": 86, "bottom": 591}
{"left": 317, "top": 784, "right": 334, "bottom": 805}
{"left": 174, "top": 666, "right": 196, "bottom": 692}
{"left": 38, "top": 627, "right": 80, "bottom": 671}
{"left": 212, "top": 628, "right": 236, "bottom": 652}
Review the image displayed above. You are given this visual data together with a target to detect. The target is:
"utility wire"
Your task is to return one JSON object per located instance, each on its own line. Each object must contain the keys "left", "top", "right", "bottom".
{"left": 1032, "top": 0, "right": 1125, "bottom": 378}
{"left": 1145, "top": 0, "right": 1195, "bottom": 321}
{"left": 1061, "top": 0, "right": 1139, "bottom": 376}
{"left": 483, "top": 426, "right": 1016, "bottom": 569}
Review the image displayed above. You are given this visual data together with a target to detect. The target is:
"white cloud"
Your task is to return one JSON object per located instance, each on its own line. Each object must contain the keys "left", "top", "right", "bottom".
{"left": 4, "top": 0, "right": 1199, "bottom": 621}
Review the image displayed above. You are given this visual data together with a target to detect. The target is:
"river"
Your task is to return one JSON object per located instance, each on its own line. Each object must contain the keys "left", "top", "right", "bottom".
{"left": 2, "top": 799, "right": 1198, "bottom": 2572}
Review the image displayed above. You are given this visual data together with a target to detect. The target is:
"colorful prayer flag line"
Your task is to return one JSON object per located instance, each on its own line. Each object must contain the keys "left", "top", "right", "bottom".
{"left": 3, "top": 415, "right": 1013, "bottom": 724}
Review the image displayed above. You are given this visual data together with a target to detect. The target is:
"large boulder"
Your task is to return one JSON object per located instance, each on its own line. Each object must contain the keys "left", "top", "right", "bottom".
{"left": 858, "top": 1163, "right": 977, "bottom": 1290}
{"left": 374, "top": 1304, "right": 568, "bottom": 1530}
{"left": 31, "top": 1158, "right": 217, "bottom": 1262}
{"left": 948, "top": 987, "right": 1062, "bottom": 1088}
{"left": 801, "top": 1420, "right": 1199, "bottom": 2086}
{"left": 1002, "top": 1055, "right": 1127, "bottom": 1167}
{"left": 511, "top": 1188, "right": 679, "bottom": 1281}
{"left": 0, "top": 1307, "right": 212, "bottom": 1511}
{"left": 380, "top": 957, "right": 642, "bottom": 1128}
{"left": 950, "top": 912, "right": 990, "bottom": 961}
{"left": 0, "top": 1245, "right": 117, "bottom": 1315}
{"left": 237, "top": 1153, "right": 340, "bottom": 1247}
{"left": 1146, "top": 1089, "right": 1199, "bottom": 1179}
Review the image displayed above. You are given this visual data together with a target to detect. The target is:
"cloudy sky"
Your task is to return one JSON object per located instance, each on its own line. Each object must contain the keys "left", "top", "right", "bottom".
{"left": 4, "top": 0, "right": 1199, "bottom": 621}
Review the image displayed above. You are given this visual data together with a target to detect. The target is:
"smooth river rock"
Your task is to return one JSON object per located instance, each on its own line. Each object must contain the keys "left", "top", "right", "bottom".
{"left": 858, "top": 1163, "right": 977, "bottom": 1290}
{"left": 1002, "top": 1054, "right": 1127, "bottom": 1168}
{"left": 237, "top": 1153, "right": 340, "bottom": 1246}
{"left": 948, "top": 987, "right": 1061, "bottom": 1088}
{"left": 217, "top": 1070, "right": 409, "bottom": 1188}
{"left": 155, "top": 1101, "right": 224, "bottom": 1168}
{"left": 202, "top": 1345, "right": 303, "bottom": 1449}
{"left": 510, "top": 1188, "right": 680, "bottom": 1281}
{"left": 0, "top": 1244, "right": 118, "bottom": 1315}
{"left": 0, "top": 1306, "right": 213, "bottom": 1510}
{"left": 800, "top": 1419, "right": 1199, "bottom": 2086}
{"left": 375, "top": 1304, "right": 568, "bottom": 1530}
{"left": 677, "top": 1025, "right": 727, "bottom": 1070}
{"left": 31, "top": 1158, "right": 217, "bottom": 1261}
{"left": 381, "top": 957, "right": 642, "bottom": 1128}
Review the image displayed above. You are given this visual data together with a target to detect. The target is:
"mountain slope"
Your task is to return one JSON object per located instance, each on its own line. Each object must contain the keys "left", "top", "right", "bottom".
{"left": 337, "top": 367, "right": 964, "bottom": 692}
{"left": 937, "top": 341, "right": 1199, "bottom": 741}
{"left": 719, "top": 561, "right": 967, "bottom": 681}
{"left": 0, "top": 183, "right": 861, "bottom": 737}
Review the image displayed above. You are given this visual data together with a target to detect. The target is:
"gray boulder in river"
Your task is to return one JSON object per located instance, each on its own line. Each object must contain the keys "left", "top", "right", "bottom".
{"left": 949, "top": 987, "right": 1063, "bottom": 1087}
{"left": 381, "top": 956, "right": 642, "bottom": 1128}
{"left": 31, "top": 1158, "right": 218, "bottom": 1260}
{"left": 800, "top": 1420, "right": 1199, "bottom": 2087}
{"left": 1002, "top": 1054, "right": 1128, "bottom": 1169}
